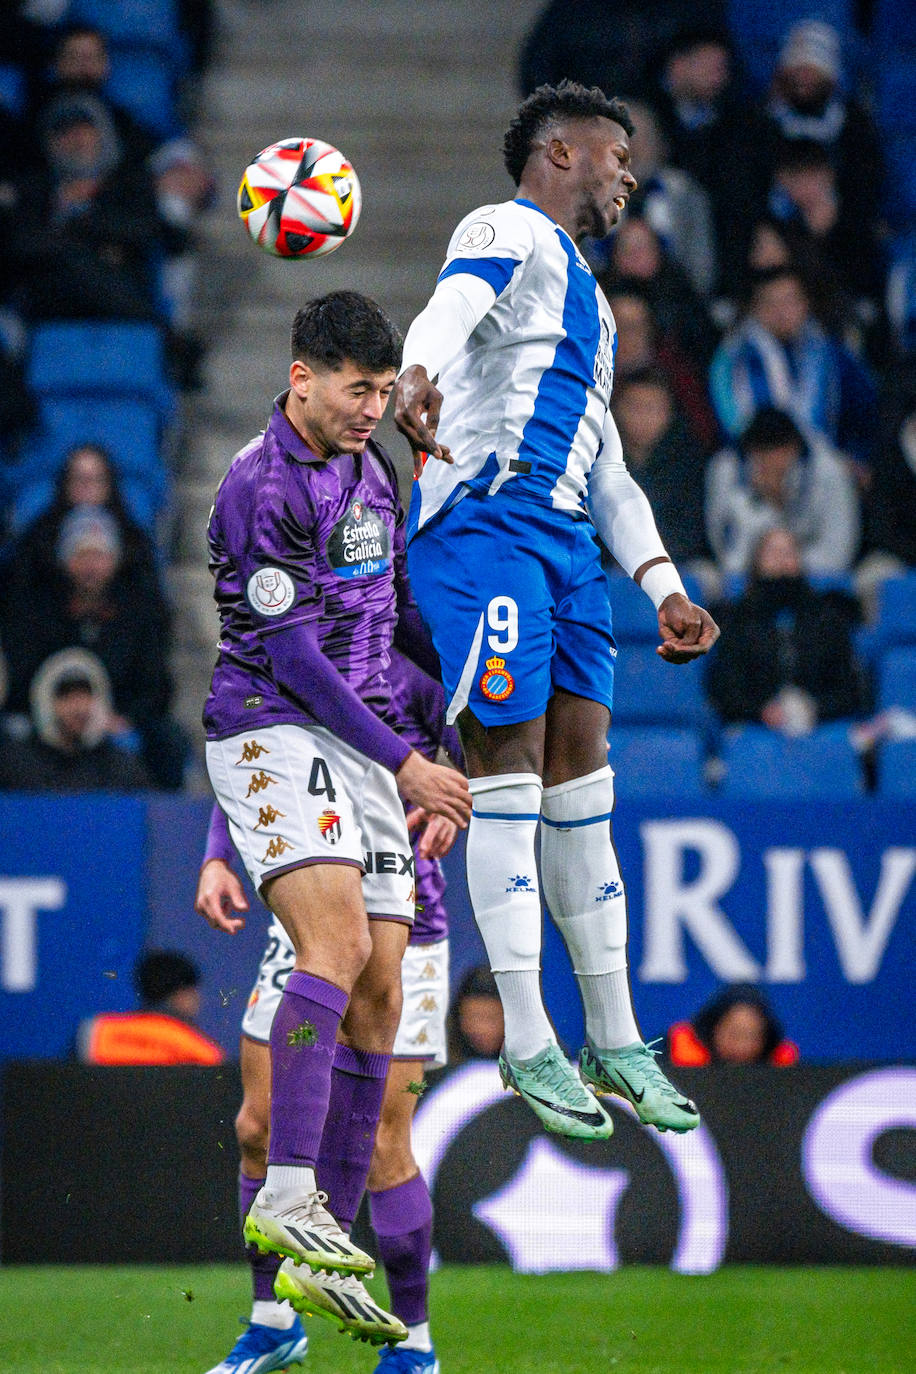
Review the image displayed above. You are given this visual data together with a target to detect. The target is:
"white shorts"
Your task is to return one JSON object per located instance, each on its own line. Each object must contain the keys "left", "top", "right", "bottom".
{"left": 241, "top": 920, "right": 449, "bottom": 1068}
{"left": 206, "top": 722, "right": 414, "bottom": 922}
{"left": 392, "top": 938, "right": 449, "bottom": 1067}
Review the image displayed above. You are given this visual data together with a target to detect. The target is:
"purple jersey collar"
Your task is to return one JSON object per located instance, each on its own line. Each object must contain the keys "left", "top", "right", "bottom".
{"left": 269, "top": 391, "right": 328, "bottom": 465}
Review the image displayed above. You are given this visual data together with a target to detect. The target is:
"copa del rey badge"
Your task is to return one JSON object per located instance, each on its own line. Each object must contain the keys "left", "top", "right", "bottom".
{"left": 479, "top": 655, "right": 515, "bottom": 702}
{"left": 247, "top": 566, "right": 295, "bottom": 617}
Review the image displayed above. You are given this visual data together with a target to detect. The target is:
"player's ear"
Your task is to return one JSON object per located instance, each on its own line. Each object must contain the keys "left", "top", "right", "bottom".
{"left": 290, "top": 358, "right": 313, "bottom": 398}
{"left": 546, "top": 136, "right": 572, "bottom": 169}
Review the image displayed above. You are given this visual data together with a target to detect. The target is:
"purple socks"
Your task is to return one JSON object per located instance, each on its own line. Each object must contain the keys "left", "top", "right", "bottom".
{"left": 267, "top": 970, "right": 348, "bottom": 1167}
{"left": 316, "top": 1043, "right": 390, "bottom": 1229}
{"left": 369, "top": 1172, "right": 434, "bottom": 1327}
{"left": 239, "top": 1170, "right": 280, "bottom": 1302}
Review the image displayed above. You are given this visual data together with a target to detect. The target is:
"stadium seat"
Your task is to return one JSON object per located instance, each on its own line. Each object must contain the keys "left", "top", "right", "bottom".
{"left": 876, "top": 738, "right": 916, "bottom": 797}
{"left": 608, "top": 726, "right": 708, "bottom": 799}
{"left": 27, "top": 322, "right": 174, "bottom": 417}
{"left": 877, "top": 648, "right": 916, "bottom": 712}
{"left": 884, "top": 136, "right": 916, "bottom": 226}
{"left": 726, "top": 0, "right": 857, "bottom": 92}
{"left": 612, "top": 643, "right": 707, "bottom": 727}
{"left": 0, "top": 64, "right": 26, "bottom": 116}
{"left": 105, "top": 48, "right": 181, "bottom": 139}
{"left": 70, "top": 0, "right": 187, "bottom": 63}
{"left": 720, "top": 571, "right": 854, "bottom": 600}
{"left": 11, "top": 396, "right": 169, "bottom": 523}
{"left": 874, "top": 58, "right": 916, "bottom": 135}
{"left": 719, "top": 722, "right": 864, "bottom": 799}
{"left": 872, "top": 0, "right": 916, "bottom": 54}
{"left": 871, "top": 574, "right": 916, "bottom": 651}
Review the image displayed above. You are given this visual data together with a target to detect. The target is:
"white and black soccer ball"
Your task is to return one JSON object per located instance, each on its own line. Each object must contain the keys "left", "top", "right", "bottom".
{"left": 237, "top": 137, "right": 361, "bottom": 259}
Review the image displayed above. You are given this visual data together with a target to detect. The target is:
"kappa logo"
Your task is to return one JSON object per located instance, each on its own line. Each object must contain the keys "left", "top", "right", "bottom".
{"left": 262, "top": 836, "right": 294, "bottom": 862}
{"left": 421, "top": 961, "right": 437, "bottom": 979}
{"left": 506, "top": 874, "right": 535, "bottom": 893}
{"left": 457, "top": 220, "right": 496, "bottom": 251}
{"left": 479, "top": 655, "right": 515, "bottom": 703}
{"left": 420, "top": 994, "right": 438, "bottom": 1012}
{"left": 596, "top": 881, "right": 623, "bottom": 902}
{"left": 236, "top": 740, "right": 269, "bottom": 765}
{"left": 246, "top": 770, "right": 278, "bottom": 796}
{"left": 318, "top": 808, "right": 342, "bottom": 844}
{"left": 247, "top": 566, "right": 295, "bottom": 617}
{"left": 253, "top": 804, "right": 285, "bottom": 830}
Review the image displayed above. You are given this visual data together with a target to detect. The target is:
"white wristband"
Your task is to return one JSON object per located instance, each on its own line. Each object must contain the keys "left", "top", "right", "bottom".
{"left": 638, "top": 560, "right": 687, "bottom": 610}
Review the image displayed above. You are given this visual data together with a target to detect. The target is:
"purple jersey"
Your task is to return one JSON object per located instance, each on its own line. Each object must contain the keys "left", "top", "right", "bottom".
{"left": 204, "top": 395, "right": 409, "bottom": 744}
{"left": 387, "top": 648, "right": 461, "bottom": 944}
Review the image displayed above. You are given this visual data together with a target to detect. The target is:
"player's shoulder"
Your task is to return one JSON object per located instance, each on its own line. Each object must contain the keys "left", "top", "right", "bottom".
{"left": 447, "top": 197, "right": 538, "bottom": 257}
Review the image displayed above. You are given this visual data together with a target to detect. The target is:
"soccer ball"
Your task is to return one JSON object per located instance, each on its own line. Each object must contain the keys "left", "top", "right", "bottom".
{"left": 237, "top": 137, "right": 361, "bottom": 259}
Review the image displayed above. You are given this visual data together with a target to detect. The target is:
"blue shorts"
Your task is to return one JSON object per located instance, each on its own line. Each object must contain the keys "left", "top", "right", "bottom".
{"left": 407, "top": 494, "right": 616, "bottom": 726}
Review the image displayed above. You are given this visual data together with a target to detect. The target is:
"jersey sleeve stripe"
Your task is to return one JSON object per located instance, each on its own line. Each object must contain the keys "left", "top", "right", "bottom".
{"left": 438, "top": 255, "right": 521, "bottom": 295}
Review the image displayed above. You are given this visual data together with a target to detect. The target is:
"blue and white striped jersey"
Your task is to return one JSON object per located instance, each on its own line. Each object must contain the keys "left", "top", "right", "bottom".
{"left": 408, "top": 197, "right": 618, "bottom": 536}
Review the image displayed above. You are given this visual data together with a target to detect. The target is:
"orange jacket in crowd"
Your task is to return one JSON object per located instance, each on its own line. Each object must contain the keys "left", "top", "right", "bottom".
{"left": 79, "top": 1011, "right": 225, "bottom": 1065}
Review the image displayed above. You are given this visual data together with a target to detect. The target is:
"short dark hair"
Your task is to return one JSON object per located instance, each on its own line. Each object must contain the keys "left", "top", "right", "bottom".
{"left": 614, "top": 365, "right": 672, "bottom": 395}
{"left": 290, "top": 291, "right": 402, "bottom": 373}
{"left": 503, "top": 80, "right": 634, "bottom": 186}
{"left": 741, "top": 406, "right": 804, "bottom": 452}
{"left": 136, "top": 950, "right": 200, "bottom": 1006}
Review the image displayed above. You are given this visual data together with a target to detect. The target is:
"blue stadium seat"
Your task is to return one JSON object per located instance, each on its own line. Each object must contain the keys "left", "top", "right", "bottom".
{"left": 612, "top": 643, "right": 707, "bottom": 727}
{"left": 884, "top": 136, "right": 916, "bottom": 226}
{"left": 876, "top": 738, "right": 916, "bottom": 797}
{"left": 726, "top": 0, "right": 856, "bottom": 92}
{"left": 105, "top": 49, "right": 181, "bottom": 138}
{"left": 878, "top": 648, "right": 916, "bottom": 711}
{"left": 721, "top": 571, "right": 854, "bottom": 600}
{"left": 719, "top": 723, "right": 864, "bottom": 799}
{"left": 872, "top": 0, "right": 916, "bottom": 54}
{"left": 0, "top": 64, "right": 26, "bottom": 116}
{"left": 875, "top": 58, "right": 916, "bottom": 135}
{"left": 10, "top": 396, "right": 169, "bottom": 525}
{"left": 609, "top": 726, "right": 707, "bottom": 799}
{"left": 70, "top": 0, "right": 186, "bottom": 63}
{"left": 872, "top": 574, "right": 916, "bottom": 650}
{"left": 27, "top": 322, "right": 174, "bottom": 416}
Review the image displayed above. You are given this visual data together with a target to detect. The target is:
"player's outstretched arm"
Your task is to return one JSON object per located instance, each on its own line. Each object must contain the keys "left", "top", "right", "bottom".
{"left": 195, "top": 859, "right": 249, "bottom": 934}
{"left": 396, "top": 750, "right": 471, "bottom": 829}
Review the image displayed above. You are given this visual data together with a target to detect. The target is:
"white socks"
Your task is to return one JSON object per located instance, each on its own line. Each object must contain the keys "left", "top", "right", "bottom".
{"left": 466, "top": 774, "right": 555, "bottom": 1060}
{"left": 541, "top": 766, "right": 641, "bottom": 1049}
{"left": 263, "top": 1164, "right": 317, "bottom": 1196}
{"left": 251, "top": 1299, "right": 296, "bottom": 1329}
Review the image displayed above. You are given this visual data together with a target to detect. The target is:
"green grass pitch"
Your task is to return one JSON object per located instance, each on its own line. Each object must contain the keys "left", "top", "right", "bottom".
{"left": 0, "top": 1264, "right": 911, "bottom": 1373}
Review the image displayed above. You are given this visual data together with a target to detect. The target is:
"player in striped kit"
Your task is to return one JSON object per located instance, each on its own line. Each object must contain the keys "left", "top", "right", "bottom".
{"left": 199, "top": 651, "right": 457, "bottom": 1374}
{"left": 395, "top": 82, "right": 719, "bottom": 1141}
{"left": 202, "top": 291, "right": 469, "bottom": 1363}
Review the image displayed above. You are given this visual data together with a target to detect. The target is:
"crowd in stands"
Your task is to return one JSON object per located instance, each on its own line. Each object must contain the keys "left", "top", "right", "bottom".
{"left": 0, "top": 0, "right": 215, "bottom": 790}
{"left": 520, "top": 1, "right": 916, "bottom": 798}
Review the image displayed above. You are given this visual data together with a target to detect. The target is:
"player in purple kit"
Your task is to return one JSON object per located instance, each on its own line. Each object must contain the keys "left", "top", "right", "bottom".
{"left": 202, "top": 291, "right": 470, "bottom": 1361}
{"left": 198, "top": 648, "right": 458, "bottom": 1374}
